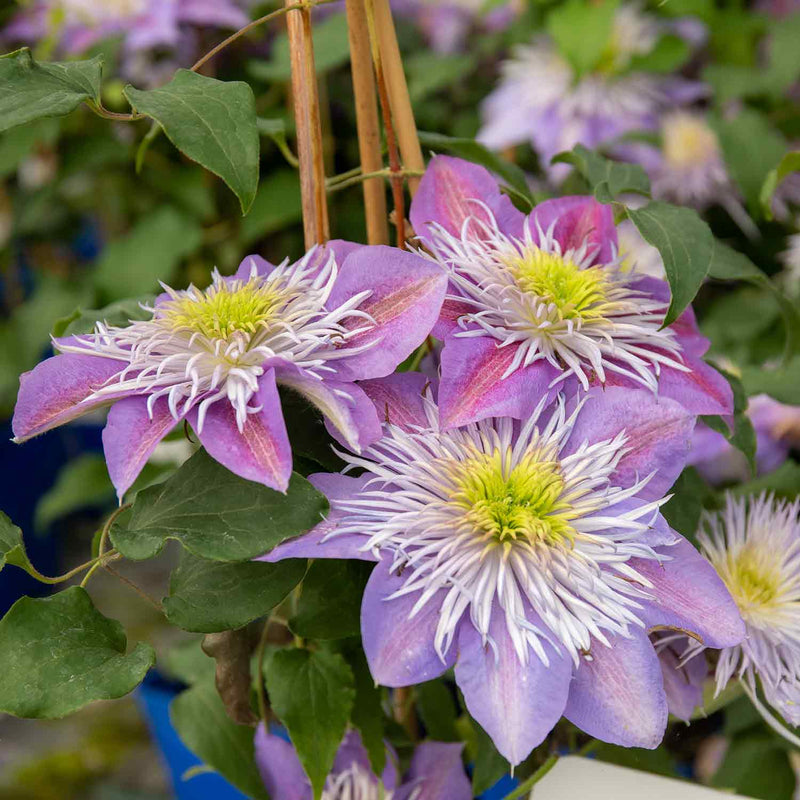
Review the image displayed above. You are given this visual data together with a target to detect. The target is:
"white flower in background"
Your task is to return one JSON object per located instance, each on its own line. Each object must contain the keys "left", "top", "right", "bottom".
{"left": 695, "top": 492, "right": 800, "bottom": 746}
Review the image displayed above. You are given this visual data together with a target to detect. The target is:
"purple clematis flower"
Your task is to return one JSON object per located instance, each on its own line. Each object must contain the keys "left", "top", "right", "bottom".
{"left": 255, "top": 726, "right": 471, "bottom": 800}
{"left": 688, "top": 394, "right": 800, "bottom": 486}
{"left": 409, "top": 155, "right": 733, "bottom": 430}
{"left": 618, "top": 112, "right": 757, "bottom": 238}
{"left": 651, "top": 632, "right": 707, "bottom": 723}
{"left": 11, "top": 243, "right": 446, "bottom": 498}
{"left": 691, "top": 492, "right": 800, "bottom": 745}
{"left": 262, "top": 372, "right": 744, "bottom": 764}
{"left": 477, "top": 3, "right": 706, "bottom": 180}
{"left": 4, "top": 0, "right": 249, "bottom": 57}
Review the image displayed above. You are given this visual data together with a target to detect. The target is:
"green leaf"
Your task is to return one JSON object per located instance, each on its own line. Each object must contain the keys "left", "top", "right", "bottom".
{"left": 712, "top": 735, "right": 796, "bottom": 800}
{"left": 35, "top": 454, "right": 114, "bottom": 531}
{"left": 240, "top": 169, "right": 303, "bottom": 246}
{"left": 248, "top": 14, "right": 351, "bottom": 82}
{"left": 546, "top": 0, "right": 618, "bottom": 78}
{"left": 627, "top": 34, "right": 690, "bottom": 74}
{"left": 625, "top": 202, "right": 714, "bottom": 326}
{"left": 416, "top": 679, "right": 459, "bottom": 742}
{"left": 418, "top": 131, "right": 533, "bottom": 209}
{"left": 710, "top": 108, "right": 787, "bottom": 213}
{"left": 552, "top": 144, "right": 650, "bottom": 202}
{"left": 708, "top": 241, "right": 800, "bottom": 361}
{"left": 164, "top": 637, "right": 216, "bottom": 685}
{"left": 171, "top": 679, "right": 269, "bottom": 800}
{"left": 731, "top": 460, "right": 800, "bottom": 501}
{"left": 341, "top": 640, "right": 386, "bottom": 776}
{"left": 406, "top": 52, "right": 476, "bottom": 102}
{"left": 93, "top": 207, "right": 202, "bottom": 301}
{"left": 163, "top": 552, "right": 306, "bottom": 633}
{"left": 266, "top": 648, "right": 356, "bottom": 799}
{"left": 0, "top": 49, "right": 102, "bottom": 133}
{"left": 0, "top": 511, "right": 33, "bottom": 575}
{"left": 257, "top": 117, "right": 298, "bottom": 168}
{"left": 124, "top": 70, "right": 259, "bottom": 214}
{"left": 110, "top": 449, "right": 327, "bottom": 562}
{"left": 0, "top": 117, "right": 60, "bottom": 179}
{"left": 741, "top": 358, "right": 800, "bottom": 406}
{"left": 289, "top": 560, "right": 372, "bottom": 640}
{"left": 52, "top": 296, "right": 156, "bottom": 338}
{"left": 761, "top": 150, "right": 800, "bottom": 220}
{"left": 0, "top": 587, "right": 154, "bottom": 718}
{"left": 593, "top": 741, "right": 679, "bottom": 779}
{"left": 470, "top": 719, "right": 510, "bottom": 795}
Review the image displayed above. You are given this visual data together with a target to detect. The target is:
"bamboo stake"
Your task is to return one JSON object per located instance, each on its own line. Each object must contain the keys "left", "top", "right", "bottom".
{"left": 364, "top": 0, "right": 406, "bottom": 247}
{"left": 285, "top": 0, "right": 330, "bottom": 247}
{"left": 372, "top": 0, "right": 425, "bottom": 196}
{"left": 345, "top": 0, "right": 389, "bottom": 245}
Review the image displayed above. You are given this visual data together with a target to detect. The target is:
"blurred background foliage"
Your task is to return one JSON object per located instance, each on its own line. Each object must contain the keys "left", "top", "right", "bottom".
{"left": 2, "top": 0, "right": 800, "bottom": 799}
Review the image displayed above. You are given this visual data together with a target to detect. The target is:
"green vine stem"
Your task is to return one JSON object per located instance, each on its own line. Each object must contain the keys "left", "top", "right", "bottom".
{"left": 79, "top": 503, "right": 130, "bottom": 588}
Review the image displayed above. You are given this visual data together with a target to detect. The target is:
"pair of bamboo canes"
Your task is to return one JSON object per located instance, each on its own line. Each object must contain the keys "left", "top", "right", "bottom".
{"left": 285, "top": 0, "right": 425, "bottom": 249}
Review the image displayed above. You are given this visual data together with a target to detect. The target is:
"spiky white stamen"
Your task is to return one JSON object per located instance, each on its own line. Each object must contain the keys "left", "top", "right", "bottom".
{"left": 694, "top": 493, "right": 800, "bottom": 740}
{"left": 422, "top": 207, "right": 687, "bottom": 391}
{"left": 57, "top": 249, "right": 375, "bottom": 433}
{"left": 330, "top": 392, "right": 677, "bottom": 667}
{"left": 322, "top": 764, "right": 405, "bottom": 800}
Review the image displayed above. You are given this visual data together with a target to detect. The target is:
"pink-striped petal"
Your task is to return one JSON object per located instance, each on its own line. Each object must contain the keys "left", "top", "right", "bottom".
{"left": 328, "top": 246, "right": 447, "bottom": 381}
{"left": 563, "top": 387, "right": 693, "bottom": 500}
{"left": 631, "top": 536, "right": 745, "bottom": 649}
{"left": 189, "top": 369, "right": 292, "bottom": 492}
{"left": 102, "top": 395, "right": 182, "bottom": 500}
{"left": 527, "top": 196, "right": 617, "bottom": 265}
{"left": 658, "top": 357, "right": 734, "bottom": 416}
{"left": 410, "top": 155, "right": 525, "bottom": 244}
{"left": 359, "top": 372, "right": 432, "bottom": 432}
{"left": 273, "top": 361, "right": 382, "bottom": 453}
{"left": 13, "top": 353, "right": 129, "bottom": 441}
{"left": 438, "top": 335, "right": 560, "bottom": 429}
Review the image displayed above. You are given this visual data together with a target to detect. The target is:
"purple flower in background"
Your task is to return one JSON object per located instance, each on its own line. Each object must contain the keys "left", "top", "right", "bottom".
{"left": 693, "top": 493, "right": 800, "bottom": 745}
{"left": 651, "top": 632, "right": 707, "bottom": 723}
{"left": 263, "top": 373, "right": 744, "bottom": 764}
{"left": 619, "top": 112, "right": 757, "bottom": 238}
{"left": 616, "top": 218, "right": 665, "bottom": 280}
{"left": 391, "top": 0, "right": 520, "bottom": 53}
{"left": 689, "top": 394, "right": 800, "bottom": 486}
{"left": 478, "top": 3, "right": 706, "bottom": 179}
{"left": 4, "top": 0, "right": 249, "bottom": 57}
{"left": 12, "top": 243, "right": 446, "bottom": 497}
{"left": 409, "top": 156, "right": 733, "bottom": 430}
{"left": 255, "top": 727, "right": 471, "bottom": 800}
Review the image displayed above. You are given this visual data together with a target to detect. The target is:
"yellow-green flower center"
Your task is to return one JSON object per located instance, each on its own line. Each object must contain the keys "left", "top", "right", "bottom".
{"left": 162, "top": 280, "right": 283, "bottom": 340}
{"left": 727, "top": 545, "right": 783, "bottom": 611}
{"left": 662, "top": 114, "right": 720, "bottom": 170}
{"left": 450, "top": 448, "right": 575, "bottom": 546}
{"left": 507, "top": 250, "right": 611, "bottom": 321}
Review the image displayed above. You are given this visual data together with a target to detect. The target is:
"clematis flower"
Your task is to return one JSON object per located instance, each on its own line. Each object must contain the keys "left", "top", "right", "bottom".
{"left": 11, "top": 243, "right": 446, "bottom": 498}
{"left": 651, "top": 632, "right": 707, "bottom": 723}
{"left": 619, "top": 112, "right": 757, "bottom": 238}
{"left": 689, "top": 394, "right": 800, "bottom": 486}
{"left": 255, "top": 727, "right": 471, "bottom": 800}
{"left": 693, "top": 493, "right": 800, "bottom": 744}
{"left": 263, "top": 373, "right": 744, "bottom": 764}
{"left": 477, "top": 3, "right": 706, "bottom": 180}
{"left": 409, "top": 155, "right": 733, "bottom": 429}
{"left": 617, "top": 218, "right": 665, "bottom": 280}
{"left": 3, "top": 0, "right": 249, "bottom": 58}
{"left": 390, "top": 0, "right": 521, "bottom": 54}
